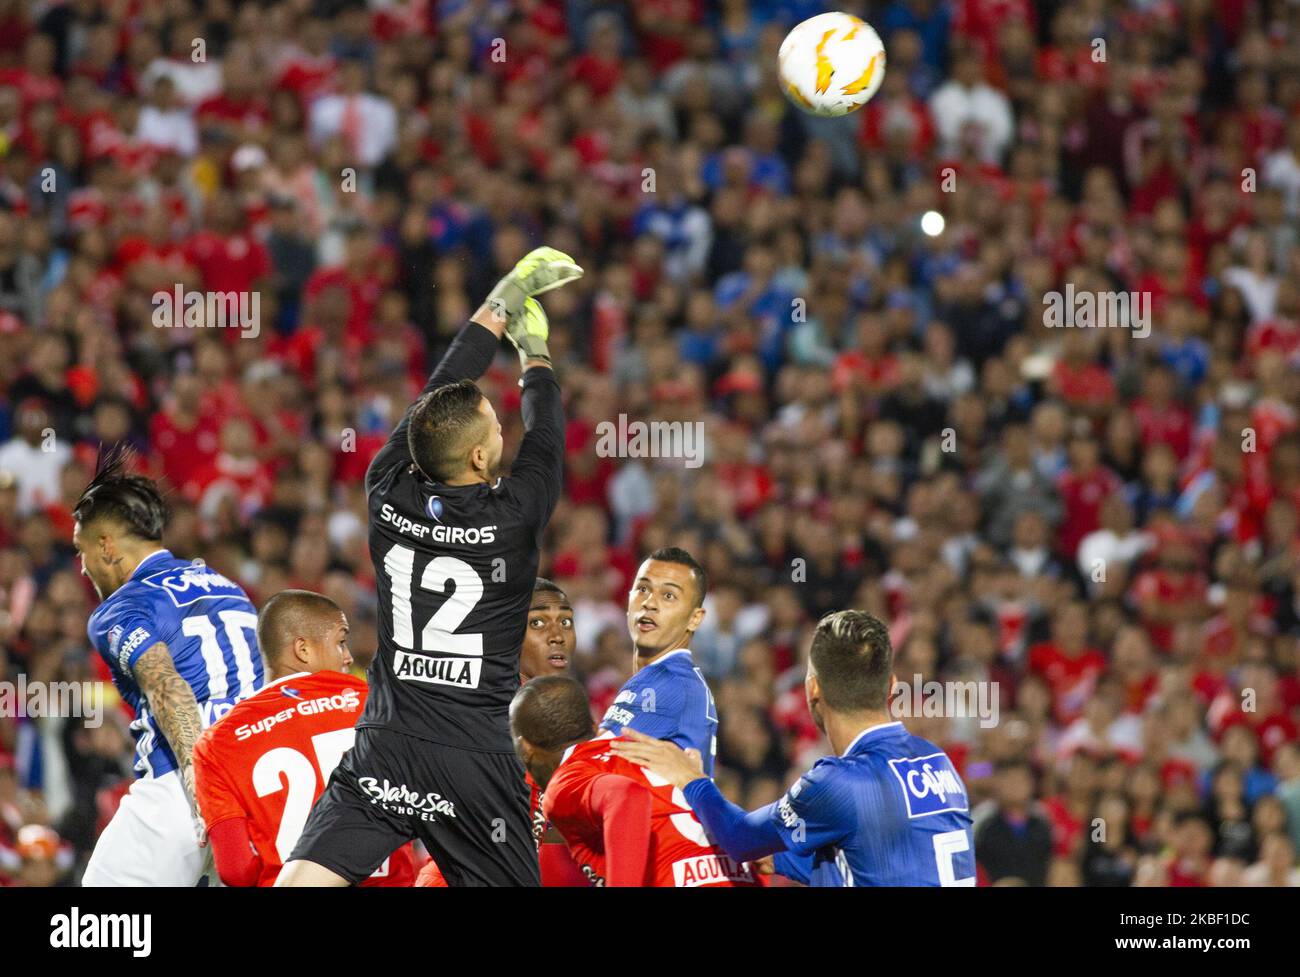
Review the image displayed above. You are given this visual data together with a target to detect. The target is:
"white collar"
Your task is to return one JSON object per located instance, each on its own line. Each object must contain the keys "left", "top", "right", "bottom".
{"left": 131, "top": 549, "right": 170, "bottom": 576}
{"left": 550, "top": 741, "right": 583, "bottom": 781}
{"left": 263, "top": 671, "right": 311, "bottom": 690}
{"left": 842, "top": 720, "right": 904, "bottom": 756}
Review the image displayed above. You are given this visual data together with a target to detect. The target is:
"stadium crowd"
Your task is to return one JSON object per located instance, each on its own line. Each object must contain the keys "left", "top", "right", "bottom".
{"left": 2, "top": 0, "right": 1300, "bottom": 886}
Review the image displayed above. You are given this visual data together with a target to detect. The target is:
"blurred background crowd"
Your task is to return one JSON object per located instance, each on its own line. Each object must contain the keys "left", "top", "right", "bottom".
{"left": 2, "top": 0, "right": 1300, "bottom": 886}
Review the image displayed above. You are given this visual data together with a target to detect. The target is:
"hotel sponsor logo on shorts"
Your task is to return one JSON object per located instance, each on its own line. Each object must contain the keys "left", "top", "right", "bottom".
{"left": 358, "top": 777, "right": 456, "bottom": 822}
{"left": 233, "top": 687, "right": 363, "bottom": 740}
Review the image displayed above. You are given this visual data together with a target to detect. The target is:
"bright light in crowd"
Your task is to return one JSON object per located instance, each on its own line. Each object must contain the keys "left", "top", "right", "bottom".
{"left": 920, "top": 211, "right": 945, "bottom": 237}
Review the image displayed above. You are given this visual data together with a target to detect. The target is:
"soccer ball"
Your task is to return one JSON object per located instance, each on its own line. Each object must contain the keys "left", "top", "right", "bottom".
{"left": 778, "top": 12, "right": 887, "bottom": 118}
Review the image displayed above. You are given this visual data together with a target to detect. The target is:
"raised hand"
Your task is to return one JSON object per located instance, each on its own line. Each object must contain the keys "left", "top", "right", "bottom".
{"left": 485, "top": 246, "right": 584, "bottom": 322}
{"left": 506, "top": 297, "right": 553, "bottom": 368}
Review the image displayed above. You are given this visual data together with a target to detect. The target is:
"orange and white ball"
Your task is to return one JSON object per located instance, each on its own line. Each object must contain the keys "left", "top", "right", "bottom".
{"left": 778, "top": 12, "right": 887, "bottom": 117}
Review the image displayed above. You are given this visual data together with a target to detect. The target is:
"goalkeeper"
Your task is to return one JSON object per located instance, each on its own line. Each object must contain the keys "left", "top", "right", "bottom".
{"left": 278, "top": 247, "right": 581, "bottom": 887}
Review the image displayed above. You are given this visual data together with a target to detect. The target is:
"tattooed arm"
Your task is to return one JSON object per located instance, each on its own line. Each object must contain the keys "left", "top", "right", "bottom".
{"left": 133, "top": 642, "right": 206, "bottom": 836}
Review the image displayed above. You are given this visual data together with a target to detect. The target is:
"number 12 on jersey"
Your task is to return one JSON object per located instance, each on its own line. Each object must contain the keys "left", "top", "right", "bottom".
{"left": 383, "top": 545, "right": 487, "bottom": 689}
{"left": 384, "top": 546, "right": 485, "bottom": 654}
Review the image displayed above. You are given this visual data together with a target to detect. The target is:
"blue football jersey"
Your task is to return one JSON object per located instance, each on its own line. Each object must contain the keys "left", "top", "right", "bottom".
{"left": 767, "top": 722, "right": 975, "bottom": 886}
{"left": 599, "top": 648, "right": 718, "bottom": 776}
{"left": 87, "top": 550, "right": 264, "bottom": 778}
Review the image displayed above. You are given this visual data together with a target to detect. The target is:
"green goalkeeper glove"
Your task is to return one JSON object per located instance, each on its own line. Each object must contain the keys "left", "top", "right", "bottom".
{"left": 485, "top": 246, "right": 584, "bottom": 321}
{"left": 507, "top": 297, "right": 551, "bottom": 368}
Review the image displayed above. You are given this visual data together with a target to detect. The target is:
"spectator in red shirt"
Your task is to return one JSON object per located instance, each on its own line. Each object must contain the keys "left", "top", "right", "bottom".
{"left": 1213, "top": 664, "right": 1298, "bottom": 768}
{"left": 1132, "top": 364, "right": 1193, "bottom": 461}
{"left": 1055, "top": 431, "right": 1122, "bottom": 560}
{"left": 1131, "top": 534, "right": 1209, "bottom": 654}
{"left": 184, "top": 415, "right": 272, "bottom": 524}
{"left": 569, "top": 13, "right": 624, "bottom": 99}
{"left": 301, "top": 226, "right": 387, "bottom": 344}
{"left": 1029, "top": 601, "right": 1107, "bottom": 727}
{"left": 185, "top": 190, "right": 271, "bottom": 296}
{"left": 1048, "top": 329, "right": 1117, "bottom": 418}
{"left": 1111, "top": 625, "right": 1158, "bottom": 715}
{"left": 194, "top": 49, "right": 269, "bottom": 145}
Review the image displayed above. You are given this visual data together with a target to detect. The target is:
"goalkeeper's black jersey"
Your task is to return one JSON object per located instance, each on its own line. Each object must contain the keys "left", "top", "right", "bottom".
{"left": 360, "top": 322, "right": 564, "bottom": 752}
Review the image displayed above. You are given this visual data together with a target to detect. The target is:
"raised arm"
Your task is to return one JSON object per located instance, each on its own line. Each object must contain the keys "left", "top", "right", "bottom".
{"left": 366, "top": 247, "right": 581, "bottom": 495}
{"left": 506, "top": 348, "right": 566, "bottom": 530}
{"left": 133, "top": 643, "right": 206, "bottom": 832}
{"left": 438, "top": 244, "right": 583, "bottom": 390}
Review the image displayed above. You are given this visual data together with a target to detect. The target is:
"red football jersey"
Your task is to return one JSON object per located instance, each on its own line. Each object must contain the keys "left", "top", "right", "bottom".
{"left": 543, "top": 738, "right": 761, "bottom": 888}
{"left": 193, "top": 671, "right": 414, "bottom": 887}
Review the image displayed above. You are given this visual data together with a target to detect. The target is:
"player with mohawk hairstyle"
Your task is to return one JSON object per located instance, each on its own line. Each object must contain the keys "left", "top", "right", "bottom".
{"left": 75, "top": 445, "right": 265, "bottom": 885}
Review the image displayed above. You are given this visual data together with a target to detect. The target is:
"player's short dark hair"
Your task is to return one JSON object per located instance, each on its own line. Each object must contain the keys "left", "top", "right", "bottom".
{"left": 407, "top": 379, "right": 489, "bottom": 483}
{"left": 72, "top": 445, "right": 166, "bottom": 542}
{"left": 510, "top": 675, "right": 593, "bottom": 751}
{"left": 646, "top": 546, "right": 708, "bottom": 608}
{"left": 257, "top": 590, "right": 343, "bottom": 667}
{"left": 809, "top": 610, "right": 893, "bottom": 712}
{"left": 532, "top": 578, "right": 570, "bottom": 602}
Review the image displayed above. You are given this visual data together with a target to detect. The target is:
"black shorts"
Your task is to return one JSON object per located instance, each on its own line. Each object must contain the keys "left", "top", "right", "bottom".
{"left": 290, "top": 726, "right": 540, "bottom": 886}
